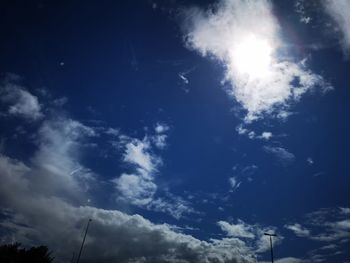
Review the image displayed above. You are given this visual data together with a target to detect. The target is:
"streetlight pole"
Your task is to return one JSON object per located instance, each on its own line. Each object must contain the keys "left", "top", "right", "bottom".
{"left": 264, "top": 232, "right": 276, "bottom": 263}
{"left": 76, "top": 218, "right": 92, "bottom": 263}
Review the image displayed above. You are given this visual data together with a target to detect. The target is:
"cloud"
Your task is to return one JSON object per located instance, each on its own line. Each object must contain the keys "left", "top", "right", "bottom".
{"left": 153, "top": 122, "right": 169, "bottom": 149}
{"left": 112, "top": 137, "right": 160, "bottom": 205}
{"left": 323, "top": 0, "right": 350, "bottom": 56}
{"left": 0, "top": 151, "right": 257, "bottom": 263}
{"left": 295, "top": 0, "right": 312, "bottom": 24}
{"left": 285, "top": 223, "right": 311, "bottom": 237}
{"left": 340, "top": 207, "right": 350, "bottom": 215}
{"left": 182, "top": 0, "right": 331, "bottom": 122}
{"left": 113, "top": 172, "right": 157, "bottom": 206}
{"left": 112, "top": 125, "right": 194, "bottom": 219}
{"left": 228, "top": 176, "right": 241, "bottom": 190}
{"left": 286, "top": 207, "right": 350, "bottom": 244}
{"left": 236, "top": 125, "right": 272, "bottom": 140}
{"left": 0, "top": 77, "right": 43, "bottom": 121}
{"left": 218, "top": 220, "right": 255, "bottom": 239}
{"left": 307, "top": 157, "right": 314, "bottom": 165}
{"left": 147, "top": 195, "right": 197, "bottom": 220}
{"left": 263, "top": 146, "right": 295, "bottom": 166}
{"left": 218, "top": 219, "right": 283, "bottom": 253}
{"left": 29, "top": 118, "right": 96, "bottom": 199}
{"left": 179, "top": 73, "right": 189, "bottom": 84}
{"left": 0, "top": 86, "right": 258, "bottom": 262}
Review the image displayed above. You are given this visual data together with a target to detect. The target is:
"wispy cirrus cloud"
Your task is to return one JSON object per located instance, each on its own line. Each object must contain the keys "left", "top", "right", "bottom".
{"left": 182, "top": 0, "right": 331, "bottom": 122}
{"left": 263, "top": 146, "right": 295, "bottom": 166}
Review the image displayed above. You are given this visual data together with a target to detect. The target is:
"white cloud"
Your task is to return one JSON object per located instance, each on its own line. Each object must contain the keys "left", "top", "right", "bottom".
{"left": 287, "top": 207, "right": 350, "bottom": 244}
{"left": 105, "top": 127, "right": 120, "bottom": 136}
{"left": 307, "top": 157, "right": 314, "bottom": 165}
{"left": 113, "top": 173, "right": 157, "bottom": 206}
{"left": 323, "top": 0, "right": 350, "bottom": 56}
{"left": 0, "top": 154, "right": 258, "bottom": 263}
{"left": 285, "top": 223, "right": 311, "bottom": 237}
{"left": 112, "top": 126, "right": 193, "bottom": 219}
{"left": 263, "top": 146, "right": 295, "bottom": 166}
{"left": 295, "top": 0, "right": 312, "bottom": 24}
{"left": 123, "top": 138, "right": 158, "bottom": 173}
{"left": 236, "top": 125, "right": 272, "bottom": 140}
{"left": 179, "top": 73, "right": 189, "bottom": 84}
{"left": 113, "top": 137, "right": 160, "bottom": 205}
{"left": 218, "top": 219, "right": 283, "bottom": 254}
{"left": 147, "top": 195, "right": 197, "bottom": 220}
{"left": 0, "top": 80, "right": 43, "bottom": 121}
{"left": 153, "top": 123, "right": 169, "bottom": 149}
{"left": 29, "top": 118, "right": 96, "bottom": 199}
{"left": 218, "top": 220, "right": 255, "bottom": 239}
{"left": 340, "top": 207, "right": 350, "bottom": 215}
{"left": 183, "top": 0, "right": 330, "bottom": 122}
{"left": 155, "top": 122, "right": 169, "bottom": 134}
{"left": 228, "top": 176, "right": 241, "bottom": 190}
{"left": 260, "top": 132, "right": 273, "bottom": 140}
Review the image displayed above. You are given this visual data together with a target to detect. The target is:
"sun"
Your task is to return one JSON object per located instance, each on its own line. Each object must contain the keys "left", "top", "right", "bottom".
{"left": 232, "top": 35, "right": 273, "bottom": 78}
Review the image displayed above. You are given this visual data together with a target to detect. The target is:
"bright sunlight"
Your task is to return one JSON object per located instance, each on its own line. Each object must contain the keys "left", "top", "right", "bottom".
{"left": 233, "top": 35, "right": 273, "bottom": 79}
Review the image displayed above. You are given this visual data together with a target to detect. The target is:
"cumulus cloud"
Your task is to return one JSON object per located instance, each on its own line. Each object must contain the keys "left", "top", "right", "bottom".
{"left": 263, "top": 146, "right": 295, "bottom": 166}
{"left": 323, "top": 0, "right": 350, "bottom": 56}
{"left": 183, "top": 0, "right": 330, "bottom": 122}
{"left": 0, "top": 149, "right": 256, "bottom": 263}
{"left": 0, "top": 78, "right": 43, "bottom": 121}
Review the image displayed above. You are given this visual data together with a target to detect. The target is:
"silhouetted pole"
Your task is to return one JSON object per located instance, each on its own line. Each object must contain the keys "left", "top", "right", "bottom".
{"left": 76, "top": 219, "right": 92, "bottom": 263}
{"left": 264, "top": 232, "right": 276, "bottom": 263}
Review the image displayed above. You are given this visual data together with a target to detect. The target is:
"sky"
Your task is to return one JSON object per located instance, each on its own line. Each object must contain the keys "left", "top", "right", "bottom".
{"left": 0, "top": 0, "right": 350, "bottom": 262}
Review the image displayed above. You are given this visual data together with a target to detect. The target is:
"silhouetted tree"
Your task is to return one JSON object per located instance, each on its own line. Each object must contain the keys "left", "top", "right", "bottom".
{"left": 0, "top": 242, "right": 54, "bottom": 263}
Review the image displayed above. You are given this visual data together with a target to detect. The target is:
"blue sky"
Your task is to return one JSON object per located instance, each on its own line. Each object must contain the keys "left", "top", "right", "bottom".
{"left": 0, "top": 0, "right": 350, "bottom": 262}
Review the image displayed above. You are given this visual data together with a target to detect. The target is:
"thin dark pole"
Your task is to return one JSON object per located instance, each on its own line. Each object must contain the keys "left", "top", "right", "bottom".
{"left": 269, "top": 236, "right": 273, "bottom": 263}
{"left": 76, "top": 219, "right": 92, "bottom": 263}
{"left": 264, "top": 233, "right": 276, "bottom": 263}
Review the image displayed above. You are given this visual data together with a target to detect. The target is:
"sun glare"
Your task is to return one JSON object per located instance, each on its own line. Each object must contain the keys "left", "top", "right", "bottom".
{"left": 233, "top": 35, "right": 273, "bottom": 78}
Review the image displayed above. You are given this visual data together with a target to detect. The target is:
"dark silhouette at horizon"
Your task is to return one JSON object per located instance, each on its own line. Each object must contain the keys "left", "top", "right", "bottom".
{"left": 0, "top": 243, "right": 54, "bottom": 263}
